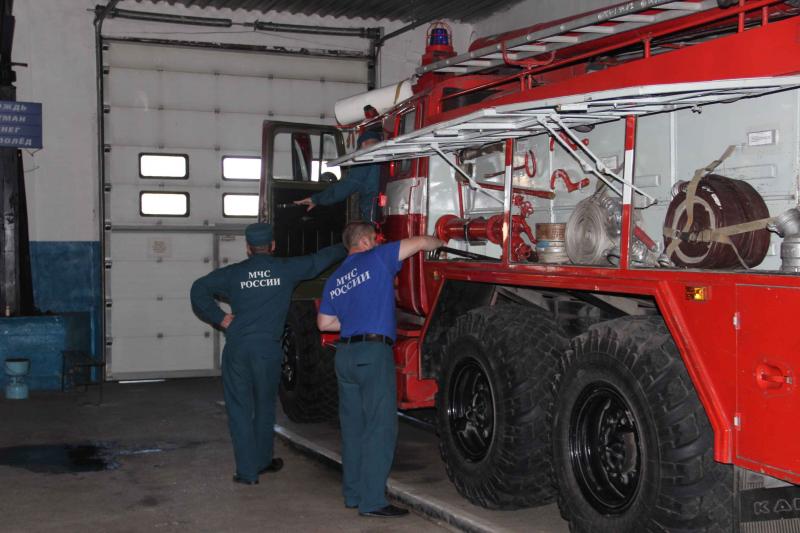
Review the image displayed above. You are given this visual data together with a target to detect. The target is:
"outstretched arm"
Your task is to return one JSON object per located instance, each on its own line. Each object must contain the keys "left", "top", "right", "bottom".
{"left": 290, "top": 243, "right": 347, "bottom": 281}
{"left": 398, "top": 236, "right": 445, "bottom": 261}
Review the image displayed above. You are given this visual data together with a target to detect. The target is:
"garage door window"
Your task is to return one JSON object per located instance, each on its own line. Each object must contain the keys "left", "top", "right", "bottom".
{"left": 223, "top": 193, "right": 258, "bottom": 218}
{"left": 222, "top": 156, "right": 261, "bottom": 181}
{"left": 140, "top": 192, "right": 190, "bottom": 216}
{"left": 139, "top": 153, "right": 189, "bottom": 179}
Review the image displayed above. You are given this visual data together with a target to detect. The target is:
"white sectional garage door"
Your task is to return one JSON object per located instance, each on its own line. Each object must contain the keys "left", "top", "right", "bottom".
{"left": 103, "top": 40, "right": 367, "bottom": 379}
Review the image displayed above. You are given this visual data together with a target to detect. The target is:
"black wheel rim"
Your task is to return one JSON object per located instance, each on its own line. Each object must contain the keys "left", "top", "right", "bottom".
{"left": 569, "top": 383, "right": 642, "bottom": 514}
{"left": 280, "top": 324, "right": 298, "bottom": 391}
{"left": 447, "top": 357, "right": 495, "bottom": 462}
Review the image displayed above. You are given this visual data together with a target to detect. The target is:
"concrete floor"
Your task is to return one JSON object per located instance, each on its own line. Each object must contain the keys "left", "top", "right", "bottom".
{"left": 276, "top": 406, "right": 568, "bottom": 533}
{"left": 0, "top": 379, "right": 452, "bottom": 533}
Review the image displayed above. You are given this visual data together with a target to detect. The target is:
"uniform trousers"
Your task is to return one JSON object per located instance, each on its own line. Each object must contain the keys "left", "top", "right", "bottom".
{"left": 221, "top": 337, "right": 282, "bottom": 482}
{"left": 335, "top": 341, "right": 398, "bottom": 513}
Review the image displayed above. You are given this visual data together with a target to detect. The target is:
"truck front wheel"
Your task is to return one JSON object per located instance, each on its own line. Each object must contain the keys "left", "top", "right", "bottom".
{"left": 436, "top": 304, "right": 567, "bottom": 509}
{"left": 278, "top": 301, "right": 338, "bottom": 423}
{"left": 551, "top": 316, "right": 733, "bottom": 532}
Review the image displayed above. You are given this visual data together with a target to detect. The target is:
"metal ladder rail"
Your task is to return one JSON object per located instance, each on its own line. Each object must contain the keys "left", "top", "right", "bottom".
{"left": 418, "top": 0, "right": 726, "bottom": 75}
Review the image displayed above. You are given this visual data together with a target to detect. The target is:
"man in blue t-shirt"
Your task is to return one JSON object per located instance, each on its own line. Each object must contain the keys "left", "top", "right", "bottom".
{"left": 191, "top": 222, "right": 346, "bottom": 485}
{"left": 318, "top": 221, "right": 442, "bottom": 518}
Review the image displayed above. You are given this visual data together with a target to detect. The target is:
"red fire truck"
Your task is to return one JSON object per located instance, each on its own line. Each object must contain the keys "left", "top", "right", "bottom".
{"left": 264, "top": 1, "right": 800, "bottom": 531}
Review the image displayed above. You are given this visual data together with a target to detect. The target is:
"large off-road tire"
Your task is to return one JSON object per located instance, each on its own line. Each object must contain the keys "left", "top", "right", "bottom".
{"left": 551, "top": 316, "right": 733, "bottom": 532}
{"left": 278, "top": 301, "right": 338, "bottom": 423}
{"left": 435, "top": 304, "right": 567, "bottom": 509}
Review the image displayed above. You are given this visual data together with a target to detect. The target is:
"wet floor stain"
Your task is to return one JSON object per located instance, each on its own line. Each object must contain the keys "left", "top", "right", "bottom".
{"left": 138, "top": 495, "right": 160, "bottom": 507}
{"left": 0, "top": 443, "right": 119, "bottom": 473}
{"left": 0, "top": 441, "right": 206, "bottom": 474}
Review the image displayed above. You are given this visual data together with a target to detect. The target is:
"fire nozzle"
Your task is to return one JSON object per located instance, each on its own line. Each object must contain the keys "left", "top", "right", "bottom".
{"left": 435, "top": 214, "right": 535, "bottom": 262}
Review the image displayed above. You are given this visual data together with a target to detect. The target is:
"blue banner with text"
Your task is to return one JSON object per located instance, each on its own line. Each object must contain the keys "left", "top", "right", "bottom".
{"left": 0, "top": 101, "right": 42, "bottom": 149}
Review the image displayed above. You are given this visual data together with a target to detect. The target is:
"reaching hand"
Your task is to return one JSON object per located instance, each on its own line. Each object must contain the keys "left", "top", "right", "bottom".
{"left": 220, "top": 313, "right": 234, "bottom": 329}
{"left": 294, "top": 197, "right": 316, "bottom": 212}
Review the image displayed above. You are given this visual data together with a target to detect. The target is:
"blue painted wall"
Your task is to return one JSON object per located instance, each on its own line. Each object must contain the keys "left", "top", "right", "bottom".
{"left": 29, "top": 241, "right": 102, "bottom": 359}
{"left": 0, "top": 242, "right": 102, "bottom": 391}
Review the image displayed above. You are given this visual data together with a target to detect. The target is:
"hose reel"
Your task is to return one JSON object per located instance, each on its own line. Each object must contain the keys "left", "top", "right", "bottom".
{"left": 565, "top": 191, "right": 658, "bottom": 266}
{"left": 663, "top": 174, "right": 770, "bottom": 269}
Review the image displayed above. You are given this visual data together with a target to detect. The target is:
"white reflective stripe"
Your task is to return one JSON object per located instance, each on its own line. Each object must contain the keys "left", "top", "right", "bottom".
{"left": 623, "top": 149, "right": 635, "bottom": 206}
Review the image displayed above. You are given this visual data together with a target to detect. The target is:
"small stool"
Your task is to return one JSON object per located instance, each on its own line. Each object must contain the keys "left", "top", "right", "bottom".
{"left": 5, "top": 358, "right": 30, "bottom": 400}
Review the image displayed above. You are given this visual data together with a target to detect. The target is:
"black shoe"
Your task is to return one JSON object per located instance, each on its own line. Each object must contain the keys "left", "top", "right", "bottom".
{"left": 258, "top": 458, "right": 284, "bottom": 474}
{"left": 358, "top": 505, "right": 409, "bottom": 518}
{"left": 345, "top": 504, "right": 358, "bottom": 509}
{"left": 232, "top": 474, "right": 258, "bottom": 485}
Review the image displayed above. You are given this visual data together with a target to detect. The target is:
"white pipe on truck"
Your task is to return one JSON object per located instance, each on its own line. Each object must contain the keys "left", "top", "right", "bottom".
{"left": 334, "top": 80, "right": 414, "bottom": 125}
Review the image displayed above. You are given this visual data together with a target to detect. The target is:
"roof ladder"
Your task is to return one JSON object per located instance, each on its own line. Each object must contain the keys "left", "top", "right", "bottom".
{"left": 418, "top": 0, "right": 721, "bottom": 75}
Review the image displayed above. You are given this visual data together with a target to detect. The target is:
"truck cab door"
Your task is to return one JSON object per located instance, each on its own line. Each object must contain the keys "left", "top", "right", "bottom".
{"left": 259, "top": 121, "right": 349, "bottom": 296}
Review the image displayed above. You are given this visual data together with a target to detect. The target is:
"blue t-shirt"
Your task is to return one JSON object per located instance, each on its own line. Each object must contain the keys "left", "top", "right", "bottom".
{"left": 320, "top": 241, "right": 402, "bottom": 340}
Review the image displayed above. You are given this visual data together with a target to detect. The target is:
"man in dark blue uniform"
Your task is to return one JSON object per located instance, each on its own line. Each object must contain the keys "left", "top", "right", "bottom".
{"left": 191, "top": 222, "right": 346, "bottom": 485}
{"left": 294, "top": 130, "right": 382, "bottom": 223}
{"left": 317, "top": 221, "right": 442, "bottom": 517}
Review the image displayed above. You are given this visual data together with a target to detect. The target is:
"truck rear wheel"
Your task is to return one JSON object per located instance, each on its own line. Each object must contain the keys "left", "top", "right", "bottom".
{"left": 278, "top": 301, "right": 338, "bottom": 423}
{"left": 436, "top": 304, "right": 567, "bottom": 509}
{"left": 551, "top": 316, "right": 733, "bottom": 532}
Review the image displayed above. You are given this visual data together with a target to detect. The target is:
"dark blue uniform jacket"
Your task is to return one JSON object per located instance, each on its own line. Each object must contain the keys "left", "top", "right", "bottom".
{"left": 190, "top": 244, "right": 346, "bottom": 340}
{"left": 311, "top": 163, "right": 380, "bottom": 222}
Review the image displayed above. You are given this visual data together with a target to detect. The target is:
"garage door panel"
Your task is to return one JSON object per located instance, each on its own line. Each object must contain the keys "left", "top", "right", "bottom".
{"left": 109, "top": 71, "right": 367, "bottom": 118}
{"left": 109, "top": 107, "right": 336, "bottom": 149}
{"left": 218, "top": 235, "right": 248, "bottom": 266}
{"left": 105, "top": 40, "right": 366, "bottom": 378}
{"left": 108, "top": 147, "right": 232, "bottom": 187}
{"left": 160, "top": 110, "right": 220, "bottom": 148}
{"left": 107, "top": 68, "right": 160, "bottom": 109}
{"left": 110, "top": 336, "right": 215, "bottom": 375}
{"left": 159, "top": 72, "right": 220, "bottom": 111}
{"left": 215, "top": 114, "right": 272, "bottom": 148}
{"left": 109, "top": 262, "right": 212, "bottom": 299}
{"left": 108, "top": 43, "right": 368, "bottom": 84}
{"left": 110, "top": 233, "right": 212, "bottom": 261}
{"left": 107, "top": 107, "right": 161, "bottom": 147}
{"left": 270, "top": 79, "right": 329, "bottom": 114}
{"left": 109, "top": 184, "right": 204, "bottom": 225}
{"left": 111, "top": 299, "right": 208, "bottom": 338}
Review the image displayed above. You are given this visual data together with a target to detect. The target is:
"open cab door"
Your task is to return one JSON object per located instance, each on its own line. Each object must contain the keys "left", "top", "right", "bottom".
{"left": 259, "top": 121, "right": 351, "bottom": 284}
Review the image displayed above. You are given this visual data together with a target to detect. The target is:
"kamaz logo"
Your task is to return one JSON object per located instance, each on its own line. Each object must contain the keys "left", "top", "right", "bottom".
{"left": 741, "top": 487, "right": 800, "bottom": 523}
{"left": 753, "top": 497, "right": 800, "bottom": 516}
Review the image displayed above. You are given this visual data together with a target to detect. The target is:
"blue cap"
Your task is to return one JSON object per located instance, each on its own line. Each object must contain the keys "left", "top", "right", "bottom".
{"left": 357, "top": 130, "right": 382, "bottom": 148}
{"left": 245, "top": 223, "right": 273, "bottom": 246}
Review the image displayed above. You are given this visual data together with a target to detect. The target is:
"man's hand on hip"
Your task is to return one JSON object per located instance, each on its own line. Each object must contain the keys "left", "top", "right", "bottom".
{"left": 220, "top": 314, "right": 234, "bottom": 329}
